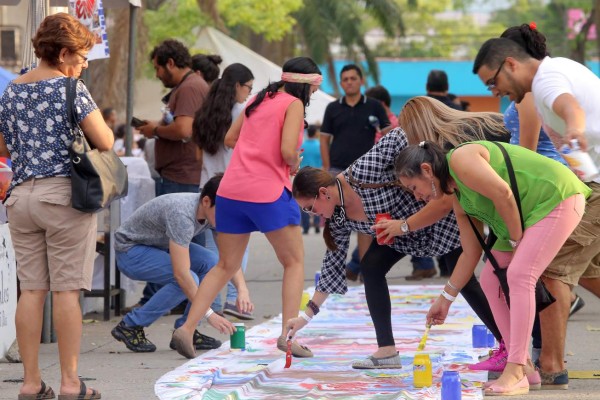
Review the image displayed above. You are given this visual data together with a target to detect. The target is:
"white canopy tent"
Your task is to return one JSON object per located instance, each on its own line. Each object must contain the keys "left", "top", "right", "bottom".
{"left": 193, "top": 27, "right": 334, "bottom": 125}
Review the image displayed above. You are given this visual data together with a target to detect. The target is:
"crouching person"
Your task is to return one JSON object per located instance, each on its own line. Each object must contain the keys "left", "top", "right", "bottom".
{"left": 111, "top": 174, "right": 252, "bottom": 353}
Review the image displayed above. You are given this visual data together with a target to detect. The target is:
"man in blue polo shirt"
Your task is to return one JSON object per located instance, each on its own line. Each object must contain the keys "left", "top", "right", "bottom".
{"left": 320, "top": 64, "right": 391, "bottom": 281}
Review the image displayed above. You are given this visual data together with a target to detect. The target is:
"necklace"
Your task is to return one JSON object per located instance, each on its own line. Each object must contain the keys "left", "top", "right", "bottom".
{"left": 332, "top": 178, "right": 347, "bottom": 226}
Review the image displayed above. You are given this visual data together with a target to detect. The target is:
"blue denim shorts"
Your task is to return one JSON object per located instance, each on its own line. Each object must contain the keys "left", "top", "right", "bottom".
{"left": 216, "top": 188, "right": 300, "bottom": 234}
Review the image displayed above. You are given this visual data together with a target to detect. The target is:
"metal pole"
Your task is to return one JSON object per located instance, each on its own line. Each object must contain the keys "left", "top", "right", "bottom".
{"left": 124, "top": 4, "right": 138, "bottom": 157}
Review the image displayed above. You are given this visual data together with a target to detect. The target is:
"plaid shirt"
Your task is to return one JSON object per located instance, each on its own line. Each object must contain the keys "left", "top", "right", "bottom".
{"left": 316, "top": 128, "right": 461, "bottom": 295}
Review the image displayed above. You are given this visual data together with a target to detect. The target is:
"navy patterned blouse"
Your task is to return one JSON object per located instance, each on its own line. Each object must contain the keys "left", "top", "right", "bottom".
{"left": 0, "top": 77, "right": 97, "bottom": 193}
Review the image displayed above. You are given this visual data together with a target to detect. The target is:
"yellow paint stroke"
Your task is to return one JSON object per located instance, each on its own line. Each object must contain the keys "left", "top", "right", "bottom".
{"left": 568, "top": 371, "right": 600, "bottom": 379}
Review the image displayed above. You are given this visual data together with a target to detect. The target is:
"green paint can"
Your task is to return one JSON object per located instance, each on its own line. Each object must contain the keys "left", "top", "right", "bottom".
{"left": 230, "top": 323, "right": 245, "bottom": 350}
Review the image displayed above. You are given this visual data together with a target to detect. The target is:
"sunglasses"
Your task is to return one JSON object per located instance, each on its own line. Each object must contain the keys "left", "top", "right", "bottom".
{"left": 486, "top": 59, "right": 506, "bottom": 91}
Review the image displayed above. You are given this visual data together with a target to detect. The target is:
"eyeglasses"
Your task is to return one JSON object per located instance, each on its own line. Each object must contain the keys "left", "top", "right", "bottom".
{"left": 243, "top": 83, "right": 253, "bottom": 92}
{"left": 486, "top": 59, "right": 506, "bottom": 91}
{"left": 75, "top": 52, "right": 89, "bottom": 63}
{"left": 301, "top": 194, "right": 318, "bottom": 214}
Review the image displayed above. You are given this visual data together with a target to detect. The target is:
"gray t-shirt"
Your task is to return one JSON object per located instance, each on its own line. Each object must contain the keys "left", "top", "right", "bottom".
{"left": 114, "top": 193, "right": 209, "bottom": 252}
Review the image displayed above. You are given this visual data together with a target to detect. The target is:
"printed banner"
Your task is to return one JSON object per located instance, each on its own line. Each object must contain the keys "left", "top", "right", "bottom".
{"left": 69, "top": 0, "right": 110, "bottom": 60}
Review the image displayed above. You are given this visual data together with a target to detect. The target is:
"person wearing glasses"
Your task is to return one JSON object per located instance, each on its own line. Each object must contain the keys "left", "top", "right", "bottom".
{"left": 0, "top": 13, "right": 110, "bottom": 399}
{"left": 474, "top": 36, "right": 600, "bottom": 390}
{"left": 171, "top": 57, "right": 322, "bottom": 360}
{"left": 395, "top": 141, "right": 589, "bottom": 395}
{"left": 287, "top": 129, "right": 498, "bottom": 370}
{"left": 192, "top": 63, "right": 256, "bottom": 320}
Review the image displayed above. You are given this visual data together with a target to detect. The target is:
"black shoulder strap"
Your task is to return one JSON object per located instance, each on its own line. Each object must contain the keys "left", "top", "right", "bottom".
{"left": 65, "top": 78, "right": 80, "bottom": 129}
{"left": 491, "top": 141, "right": 524, "bottom": 231}
{"left": 466, "top": 215, "right": 501, "bottom": 271}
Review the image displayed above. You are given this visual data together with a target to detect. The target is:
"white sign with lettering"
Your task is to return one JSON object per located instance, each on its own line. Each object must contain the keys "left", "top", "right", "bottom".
{"left": 0, "top": 224, "right": 16, "bottom": 358}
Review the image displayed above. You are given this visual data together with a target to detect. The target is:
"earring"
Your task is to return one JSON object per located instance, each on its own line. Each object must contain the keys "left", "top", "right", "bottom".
{"left": 431, "top": 180, "right": 437, "bottom": 197}
{"left": 327, "top": 196, "right": 331, "bottom": 200}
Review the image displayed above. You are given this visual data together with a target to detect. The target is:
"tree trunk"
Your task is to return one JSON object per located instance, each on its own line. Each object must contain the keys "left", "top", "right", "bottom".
{"left": 326, "top": 51, "right": 339, "bottom": 98}
{"left": 85, "top": 7, "right": 149, "bottom": 119}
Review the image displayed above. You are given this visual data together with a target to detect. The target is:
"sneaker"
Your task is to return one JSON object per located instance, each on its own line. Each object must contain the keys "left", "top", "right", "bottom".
{"left": 222, "top": 302, "right": 255, "bottom": 320}
{"left": 111, "top": 321, "right": 156, "bottom": 352}
{"left": 169, "top": 329, "right": 222, "bottom": 351}
{"left": 469, "top": 341, "right": 507, "bottom": 372}
{"left": 535, "top": 361, "right": 569, "bottom": 390}
{"left": 569, "top": 294, "right": 585, "bottom": 318}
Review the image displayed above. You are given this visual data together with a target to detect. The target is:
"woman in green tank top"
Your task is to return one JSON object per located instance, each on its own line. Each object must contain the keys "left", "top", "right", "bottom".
{"left": 394, "top": 140, "right": 590, "bottom": 396}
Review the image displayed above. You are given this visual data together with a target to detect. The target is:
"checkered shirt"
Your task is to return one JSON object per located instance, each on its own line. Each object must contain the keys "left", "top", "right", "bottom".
{"left": 316, "top": 128, "right": 461, "bottom": 295}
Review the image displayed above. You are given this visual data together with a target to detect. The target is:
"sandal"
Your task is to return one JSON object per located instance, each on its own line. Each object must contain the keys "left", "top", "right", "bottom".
{"left": 277, "top": 335, "right": 313, "bottom": 358}
{"left": 352, "top": 352, "right": 402, "bottom": 369}
{"left": 57, "top": 380, "right": 101, "bottom": 400}
{"left": 18, "top": 380, "right": 55, "bottom": 400}
{"left": 484, "top": 375, "right": 529, "bottom": 396}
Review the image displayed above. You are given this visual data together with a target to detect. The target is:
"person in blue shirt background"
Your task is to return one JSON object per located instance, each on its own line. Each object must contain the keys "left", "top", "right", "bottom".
{"left": 300, "top": 125, "right": 322, "bottom": 234}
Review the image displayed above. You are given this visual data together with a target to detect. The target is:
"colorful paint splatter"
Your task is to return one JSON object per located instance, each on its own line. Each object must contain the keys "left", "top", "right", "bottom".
{"left": 155, "top": 285, "right": 488, "bottom": 399}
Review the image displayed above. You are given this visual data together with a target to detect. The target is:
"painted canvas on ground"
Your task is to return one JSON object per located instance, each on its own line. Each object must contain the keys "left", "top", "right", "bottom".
{"left": 155, "top": 285, "right": 489, "bottom": 399}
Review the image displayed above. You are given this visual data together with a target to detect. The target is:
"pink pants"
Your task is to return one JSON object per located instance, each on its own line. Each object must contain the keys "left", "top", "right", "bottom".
{"left": 480, "top": 194, "right": 585, "bottom": 365}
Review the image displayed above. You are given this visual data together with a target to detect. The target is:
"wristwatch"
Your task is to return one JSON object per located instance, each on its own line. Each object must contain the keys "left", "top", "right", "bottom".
{"left": 509, "top": 239, "right": 521, "bottom": 248}
{"left": 400, "top": 220, "right": 410, "bottom": 233}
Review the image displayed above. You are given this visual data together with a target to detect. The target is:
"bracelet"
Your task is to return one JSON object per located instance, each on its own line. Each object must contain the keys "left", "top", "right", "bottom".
{"left": 441, "top": 290, "right": 456, "bottom": 302}
{"left": 153, "top": 126, "right": 159, "bottom": 139}
{"left": 203, "top": 308, "right": 214, "bottom": 319}
{"left": 300, "top": 312, "right": 312, "bottom": 323}
{"left": 307, "top": 299, "right": 320, "bottom": 315}
{"left": 446, "top": 280, "right": 459, "bottom": 291}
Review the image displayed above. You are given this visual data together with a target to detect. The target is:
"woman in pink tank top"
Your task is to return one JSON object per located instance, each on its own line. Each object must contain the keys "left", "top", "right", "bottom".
{"left": 172, "top": 57, "right": 323, "bottom": 359}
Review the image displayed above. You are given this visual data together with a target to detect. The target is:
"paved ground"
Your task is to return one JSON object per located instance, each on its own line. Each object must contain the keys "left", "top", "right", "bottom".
{"left": 1, "top": 232, "right": 599, "bottom": 399}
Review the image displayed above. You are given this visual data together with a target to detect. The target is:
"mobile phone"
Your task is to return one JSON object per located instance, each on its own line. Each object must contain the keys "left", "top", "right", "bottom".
{"left": 130, "top": 117, "right": 147, "bottom": 128}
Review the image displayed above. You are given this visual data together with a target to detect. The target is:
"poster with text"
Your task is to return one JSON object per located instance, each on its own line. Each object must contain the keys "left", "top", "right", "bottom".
{"left": 0, "top": 224, "right": 16, "bottom": 358}
{"left": 69, "top": 0, "right": 110, "bottom": 60}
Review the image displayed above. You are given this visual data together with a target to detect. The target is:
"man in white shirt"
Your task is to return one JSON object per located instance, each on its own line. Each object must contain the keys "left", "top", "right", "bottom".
{"left": 473, "top": 37, "right": 600, "bottom": 390}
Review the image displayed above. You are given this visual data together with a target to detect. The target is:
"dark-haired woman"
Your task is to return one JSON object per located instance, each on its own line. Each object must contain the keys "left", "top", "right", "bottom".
{"left": 191, "top": 53, "right": 222, "bottom": 84}
{"left": 192, "top": 63, "right": 255, "bottom": 318}
{"left": 395, "top": 141, "right": 589, "bottom": 395}
{"left": 287, "top": 129, "right": 499, "bottom": 370}
{"left": 172, "top": 57, "right": 322, "bottom": 359}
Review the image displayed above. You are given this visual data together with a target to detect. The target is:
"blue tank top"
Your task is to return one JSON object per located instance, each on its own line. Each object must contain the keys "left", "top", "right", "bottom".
{"left": 504, "top": 101, "right": 567, "bottom": 166}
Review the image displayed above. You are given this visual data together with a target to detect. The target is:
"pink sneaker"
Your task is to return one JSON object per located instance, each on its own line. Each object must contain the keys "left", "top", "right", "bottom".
{"left": 469, "top": 341, "right": 507, "bottom": 372}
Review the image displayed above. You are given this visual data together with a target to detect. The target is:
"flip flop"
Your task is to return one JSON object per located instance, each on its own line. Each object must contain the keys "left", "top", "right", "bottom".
{"left": 18, "top": 380, "right": 56, "bottom": 400}
{"left": 57, "top": 380, "right": 101, "bottom": 400}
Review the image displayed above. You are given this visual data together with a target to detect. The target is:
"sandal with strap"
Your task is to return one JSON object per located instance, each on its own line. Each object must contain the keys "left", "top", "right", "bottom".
{"left": 352, "top": 352, "right": 402, "bottom": 369}
{"left": 57, "top": 380, "right": 101, "bottom": 400}
{"left": 18, "top": 380, "right": 56, "bottom": 400}
{"left": 277, "top": 335, "right": 313, "bottom": 358}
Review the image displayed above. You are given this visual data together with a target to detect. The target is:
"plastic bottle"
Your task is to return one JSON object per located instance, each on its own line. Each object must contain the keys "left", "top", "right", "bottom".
{"left": 471, "top": 324, "right": 488, "bottom": 348}
{"left": 413, "top": 353, "right": 432, "bottom": 387}
{"left": 441, "top": 370, "right": 462, "bottom": 400}
{"left": 230, "top": 323, "right": 245, "bottom": 350}
{"left": 486, "top": 329, "right": 496, "bottom": 348}
{"left": 560, "top": 139, "right": 599, "bottom": 182}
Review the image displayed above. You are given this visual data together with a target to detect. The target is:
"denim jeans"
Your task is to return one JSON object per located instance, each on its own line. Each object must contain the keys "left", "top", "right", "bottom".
{"left": 411, "top": 256, "right": 435, "bottom": 270}
{"left": 117, "top": 243, "right": 218, "bottom": 329}
{"left": 202, "top": 228, "right": 249, "bottom": 310}
{"left": 300, "top": 209, "right": 321, "bottom": 233}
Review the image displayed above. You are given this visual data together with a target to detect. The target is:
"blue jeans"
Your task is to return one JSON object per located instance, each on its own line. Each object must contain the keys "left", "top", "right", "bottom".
{"left": 300, "top": 209, "right": 321, "bottom": 233}
{"left": 202, "top": 228, "right": 249, "bottom": 310}
{"left": 346, "top": 247, "right": 361, "bottom": 274}
{"left": 411, "top": 256, "right": 434, "bottom": 270}
{"left": 117, "top": 243, "right": 218, "bottom": 329}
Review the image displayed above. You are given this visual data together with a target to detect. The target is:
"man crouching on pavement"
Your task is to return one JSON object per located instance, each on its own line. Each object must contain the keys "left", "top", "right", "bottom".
{"left": 111, "top": 174, "right": 252, "bottom": 353}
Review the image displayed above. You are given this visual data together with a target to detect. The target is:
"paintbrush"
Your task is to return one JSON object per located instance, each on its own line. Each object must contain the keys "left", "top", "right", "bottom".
{"left": 417, "top": 325, "right": 431, "bottom": 351}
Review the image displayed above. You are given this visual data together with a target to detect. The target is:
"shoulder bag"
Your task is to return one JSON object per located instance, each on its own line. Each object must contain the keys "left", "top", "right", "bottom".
{"left": 67, "top": 78, "right": 128, "bottom": 213}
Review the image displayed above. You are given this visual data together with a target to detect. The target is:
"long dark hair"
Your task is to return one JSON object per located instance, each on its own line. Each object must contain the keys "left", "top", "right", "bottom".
{"left": 501, "top": 24, "right": 549, "bottom": 60}
{"left": 293, "top": 167, "right": 339, "bottom": 251}
{"left": 245, "top": 57, "right": 321, "bottom": 118}
{"left": 192, "top": 63, "right": 254, "bottom": 154}
{"left": 394, "top": 142, "right": 453, "bottom": 195}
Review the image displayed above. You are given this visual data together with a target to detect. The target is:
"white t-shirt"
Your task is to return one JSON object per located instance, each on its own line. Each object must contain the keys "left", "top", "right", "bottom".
{"left": 532, "top": 56, "right": 600, "bottom": 180}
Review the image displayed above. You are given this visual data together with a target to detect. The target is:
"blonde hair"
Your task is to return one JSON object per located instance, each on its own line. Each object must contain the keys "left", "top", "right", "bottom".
{"left": 399, "top": 96, "right": 508, "bottom": 148}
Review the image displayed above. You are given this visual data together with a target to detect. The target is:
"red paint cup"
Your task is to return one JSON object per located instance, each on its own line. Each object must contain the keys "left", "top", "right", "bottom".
{"left": 375, "top": 213, "right": 393, "bottom": 245}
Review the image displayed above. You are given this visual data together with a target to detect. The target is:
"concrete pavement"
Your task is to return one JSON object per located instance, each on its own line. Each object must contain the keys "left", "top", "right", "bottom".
{"left": 1, "top": 231, "right": 599, "bottom": 399}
